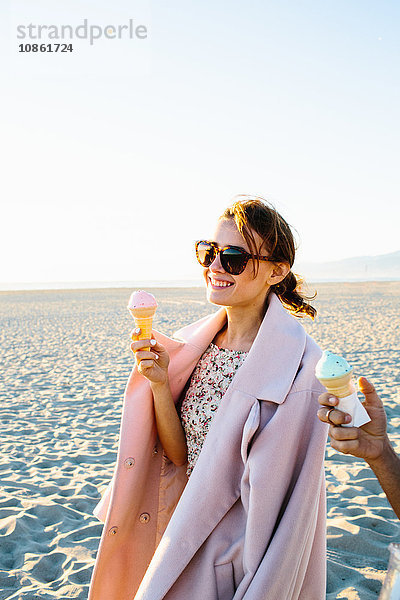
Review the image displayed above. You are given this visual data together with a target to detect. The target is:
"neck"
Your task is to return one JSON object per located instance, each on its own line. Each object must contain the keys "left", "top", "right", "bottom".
{"left": 215, "top": 296, "right": 269, "bottom": 352}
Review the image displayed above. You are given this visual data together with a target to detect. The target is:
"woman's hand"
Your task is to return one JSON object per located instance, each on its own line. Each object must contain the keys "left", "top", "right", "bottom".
{"left": 130, "top": 328, "right": 187, "bottom": 466}
{"left": 130, "top": 329, "right": 170, "bottom": 386}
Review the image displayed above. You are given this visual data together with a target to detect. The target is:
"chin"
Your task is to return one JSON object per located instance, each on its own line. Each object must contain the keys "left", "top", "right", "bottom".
{"left": 206, "top": 288, "right": 232, "bottom": 307}
{"left": 207, "top": 296, "right": 227, "bottom": 307}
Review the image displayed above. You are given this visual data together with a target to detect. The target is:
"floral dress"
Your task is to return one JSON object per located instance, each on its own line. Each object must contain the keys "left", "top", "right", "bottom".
{"left": 180, "top": 342, "right": 248, "bottom": 477}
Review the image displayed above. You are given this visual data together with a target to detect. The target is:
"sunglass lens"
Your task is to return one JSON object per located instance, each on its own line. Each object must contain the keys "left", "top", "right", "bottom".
{"left": 197, "top": 242, "right": 215, "bottom": 267}
{"left": 221, "top": 248, "right": 247, "bottom": 275}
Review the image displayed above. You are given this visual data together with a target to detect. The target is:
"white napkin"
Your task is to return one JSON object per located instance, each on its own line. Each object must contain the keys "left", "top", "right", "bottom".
{"left": 337, "top": 391, "right": 371, "bottom": 427}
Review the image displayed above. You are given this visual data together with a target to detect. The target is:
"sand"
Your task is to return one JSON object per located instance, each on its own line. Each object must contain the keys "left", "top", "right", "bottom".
{"left": 0, "top": 282, "right": 399, "bottom": 599}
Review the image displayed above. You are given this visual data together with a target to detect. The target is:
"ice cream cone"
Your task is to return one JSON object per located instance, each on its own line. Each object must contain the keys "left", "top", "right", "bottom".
{"left": 315, "top": 350, "right": 371, "bottom": 428}
{"left": 129, "top": 308, "right": 156, "bottom": 351}
{"left": 317, "top": 370, "right": 355, "bottom": 399}
{"left": 127, "top": 291, "right": 158, "bottom": 352}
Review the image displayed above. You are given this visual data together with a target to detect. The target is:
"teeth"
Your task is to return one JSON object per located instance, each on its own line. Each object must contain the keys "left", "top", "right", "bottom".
{"left": 210, "top": 278, "right": 233, "bottom": 288}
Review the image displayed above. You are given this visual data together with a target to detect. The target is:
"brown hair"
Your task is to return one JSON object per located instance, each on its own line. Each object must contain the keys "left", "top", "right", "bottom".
{"left": 220, "top": 196, "right": 316, "bottom": 319}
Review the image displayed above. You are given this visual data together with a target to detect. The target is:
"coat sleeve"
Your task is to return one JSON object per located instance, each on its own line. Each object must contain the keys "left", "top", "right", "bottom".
{"left": 235, "top": 390, "right": 328, "bottom": 600}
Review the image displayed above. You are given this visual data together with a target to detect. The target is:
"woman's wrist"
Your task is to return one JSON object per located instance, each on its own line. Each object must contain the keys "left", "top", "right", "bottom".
{"left": 150, "top": 377, "right": 170, "bottom": 394}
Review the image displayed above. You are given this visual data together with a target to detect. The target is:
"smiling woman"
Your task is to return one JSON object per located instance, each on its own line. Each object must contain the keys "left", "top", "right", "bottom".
{"left": 216, "top": 197, "right": 317, "bottom": 319}
{"left": 89, "top": 195, "right": 328, "bottom": 600}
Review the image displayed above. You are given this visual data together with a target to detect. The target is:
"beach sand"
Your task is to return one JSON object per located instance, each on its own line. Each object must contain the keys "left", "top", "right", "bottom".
{"left": 0, "top": 282, "right": 399, "bottom": 599}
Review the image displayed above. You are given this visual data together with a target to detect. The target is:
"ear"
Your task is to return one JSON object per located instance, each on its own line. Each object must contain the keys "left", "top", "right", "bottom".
{"left": 266, "top": 262, "right": 290, "bottom": 286}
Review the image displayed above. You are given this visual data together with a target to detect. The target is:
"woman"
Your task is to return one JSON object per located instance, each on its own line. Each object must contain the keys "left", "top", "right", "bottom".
{"left": 88, "top": 197, "right": 328, "bottom": 600}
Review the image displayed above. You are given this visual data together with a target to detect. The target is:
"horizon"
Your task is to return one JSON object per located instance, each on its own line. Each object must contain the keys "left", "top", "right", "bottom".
{"left": 2, "top": 279, "right": 400, "bottom": 293}
{"left": 2, "top": 248, "right": 400, "bottom": 291}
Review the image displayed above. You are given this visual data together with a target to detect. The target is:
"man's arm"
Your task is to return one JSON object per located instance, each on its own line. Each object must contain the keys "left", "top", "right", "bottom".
{"left": 318, "top": 377, "right": 400, "bottom": 519}
{"left": 367, "top": 440, "right": 400, "bottom": 520}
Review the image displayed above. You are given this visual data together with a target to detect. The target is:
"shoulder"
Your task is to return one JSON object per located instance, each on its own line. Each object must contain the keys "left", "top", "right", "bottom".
{"left": 291, "top": 332, "right": 325, "bottom": 396}
{"left": 303, "top": 332, "right": 323, "bottom": 364}
{"left": 172, "top": 308, "right": 226, "bottom": 346}
{"left": 173, "top": 312, "right": 216, "bottom": 340}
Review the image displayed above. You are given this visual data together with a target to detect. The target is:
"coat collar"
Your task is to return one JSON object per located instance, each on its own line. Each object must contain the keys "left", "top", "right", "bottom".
{"left": 231, "top": 293, "right": 306, "bottom": 403}
{"left": 174, "top": 292, "right": 306, "bottom": 404}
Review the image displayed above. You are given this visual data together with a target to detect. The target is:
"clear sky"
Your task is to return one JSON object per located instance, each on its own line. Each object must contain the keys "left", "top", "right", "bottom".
{"left": 2, "top": 0, "right": 399, "bottom": 284}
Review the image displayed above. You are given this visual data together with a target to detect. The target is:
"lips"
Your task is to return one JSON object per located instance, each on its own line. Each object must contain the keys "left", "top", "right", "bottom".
{"left": 208, "top": 276, "right": 234, "bottom": 288}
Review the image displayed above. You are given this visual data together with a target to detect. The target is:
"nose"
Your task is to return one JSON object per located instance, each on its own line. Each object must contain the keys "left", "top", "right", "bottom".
{"left": 209, "top": 251, "right": 225, "bottom": 273}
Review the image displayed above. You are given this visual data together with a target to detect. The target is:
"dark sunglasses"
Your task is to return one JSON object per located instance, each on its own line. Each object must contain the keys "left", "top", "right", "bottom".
{"left": 195, "top": 240, "right": 275, "bottom": 275}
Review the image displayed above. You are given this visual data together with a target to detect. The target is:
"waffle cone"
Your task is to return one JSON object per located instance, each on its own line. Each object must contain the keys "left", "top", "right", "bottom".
{"left": 317, "top": 370, "right": 354, "bottom": 398}
{"left": 129, "top": 313, "right": 155, "bottom": 351}
{"left": 128, "top": 306, "right": 157, "bottom": 318}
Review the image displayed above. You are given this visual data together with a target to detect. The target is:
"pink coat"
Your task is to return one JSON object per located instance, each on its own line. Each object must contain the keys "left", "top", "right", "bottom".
{"left": 88, "top": 293, "right": 328, "bottom": 600}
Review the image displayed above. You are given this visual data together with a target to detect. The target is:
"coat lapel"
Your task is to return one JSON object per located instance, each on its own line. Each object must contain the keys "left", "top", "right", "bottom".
{"left": 175, "top": 293, "right": 306, "bottom": 404}
{"left": 135, "top": 385, "right": 258, "bottom": 600}
{"left": 231, "top": 293, "right": 306, "bottom": 403}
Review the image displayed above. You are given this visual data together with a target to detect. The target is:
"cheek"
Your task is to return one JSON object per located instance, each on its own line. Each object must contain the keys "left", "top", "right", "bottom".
{"left": 233, "top": 274, "right": 257, "bottom": 293}
{"left": 238, "top": 264, "right": 258, "bottom": 285}
{"left": 238, "top": 269, "right": 269, "bottom": 293}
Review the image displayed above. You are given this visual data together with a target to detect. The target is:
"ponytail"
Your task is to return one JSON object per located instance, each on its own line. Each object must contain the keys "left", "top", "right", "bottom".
{"left": 272, "top": 271, "right": 317, "bottom": 319}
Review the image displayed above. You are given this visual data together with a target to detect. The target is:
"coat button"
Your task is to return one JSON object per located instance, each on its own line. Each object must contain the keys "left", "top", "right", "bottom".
{"left": 139, "top": 512, "right": 150, "bottom": 524}
{"left": 152, "top": 445, "right": 158, "bottom": 456}
{"left": 124, "top": 457, "right": 135, "bottom": 468}
{"left": 108, "top": 526, "right": 118, "bottom": 536}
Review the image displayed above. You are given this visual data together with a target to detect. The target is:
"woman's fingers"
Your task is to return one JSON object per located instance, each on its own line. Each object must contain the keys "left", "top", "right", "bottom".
{"left": 130, "top": 335, "right": 165, "bottom": 353}
{"left": 134, "top": 350, "right": 159, "bottom": 363}
{"left": 138, "top": 358, "right": 156, "bottom": 371}
{"left": 131, "top": 339, "right": 154, "bottom": 352}
{"left": 146, "top": 337, "right": 167, "bottom": 353}
{"left": 130, "top": 334, "right": 170, "bottom": 383}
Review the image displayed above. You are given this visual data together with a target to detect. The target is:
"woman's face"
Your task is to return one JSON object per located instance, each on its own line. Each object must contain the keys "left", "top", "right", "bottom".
{"left": 203, "top": 218, "right": 289, "bottom": 310}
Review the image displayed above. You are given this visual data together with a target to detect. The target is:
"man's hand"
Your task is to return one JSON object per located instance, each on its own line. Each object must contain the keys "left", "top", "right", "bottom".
{"left": 317, "top": 377, "right": 388, "bottom": 463}
{"left": 318, "top": 376, "right": 400, "bottom": 519}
